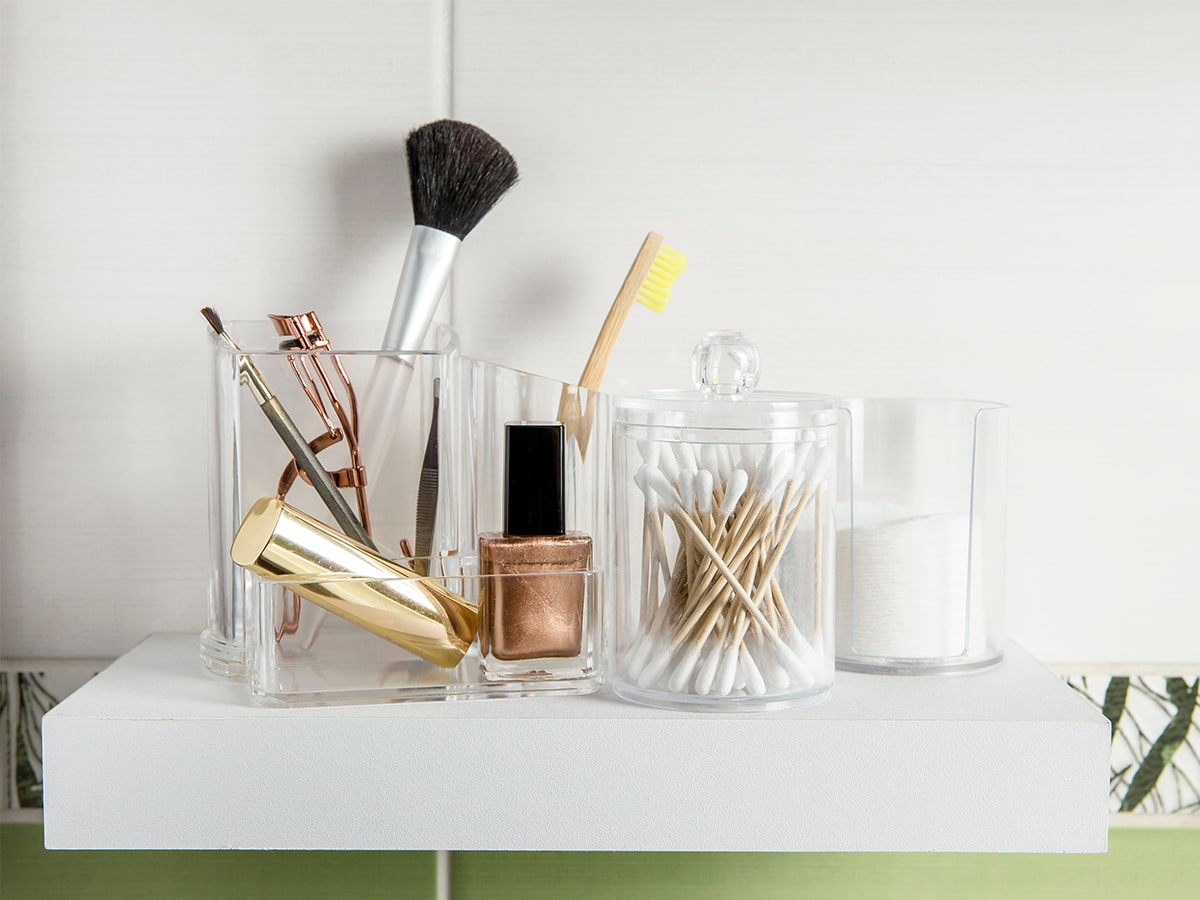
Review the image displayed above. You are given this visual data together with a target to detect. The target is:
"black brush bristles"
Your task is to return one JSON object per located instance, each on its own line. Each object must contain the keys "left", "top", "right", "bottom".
{"left": 406, "top": 119, "right": 519, "bottom": 240}
{"left": 200, "top": 306, "right": 225, "bottom": 335}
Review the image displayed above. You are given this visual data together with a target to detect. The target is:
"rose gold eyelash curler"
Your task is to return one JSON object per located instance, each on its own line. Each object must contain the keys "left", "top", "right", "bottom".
{"left": 268, "top": 311, "right": 373, "bottom": 643}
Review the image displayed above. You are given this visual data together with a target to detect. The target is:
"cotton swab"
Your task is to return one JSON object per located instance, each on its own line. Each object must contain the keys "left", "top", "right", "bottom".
{"left": 627, "top": 439, "right": 830, "bottom": 697}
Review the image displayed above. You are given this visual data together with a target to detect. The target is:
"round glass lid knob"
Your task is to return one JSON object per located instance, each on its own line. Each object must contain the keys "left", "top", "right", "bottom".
{"left": 691, "top": 330, "right": 760, "bottom": 398}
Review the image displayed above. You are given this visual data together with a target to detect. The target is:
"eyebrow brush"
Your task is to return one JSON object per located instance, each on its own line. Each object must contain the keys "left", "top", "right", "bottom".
{"left": 201, "top": 307, "right": 376, "bottom": 551}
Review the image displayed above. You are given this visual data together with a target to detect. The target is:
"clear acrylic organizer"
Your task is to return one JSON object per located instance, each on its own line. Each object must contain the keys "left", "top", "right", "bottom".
{"left": 609, "top": 332, "right": 839, "bottom": 711}
{"left": 466, "top": 359, "right": 607, "bottom": 690}
{"left": 245, "top": 569, "right": 600, "bottom": 707}
{"left": 203, "top": 320, "right": 465, "bottom": 679}
{"left": 225, "top": 352, "right": 604, "bottom": 706}
{"left": 835, "top": 398, "right": 1008, "bottom": 674}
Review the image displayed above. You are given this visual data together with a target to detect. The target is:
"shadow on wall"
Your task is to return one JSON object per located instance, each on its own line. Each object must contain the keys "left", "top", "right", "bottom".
{"left": 303, "top": 140, "right": 413, "bottom": 313}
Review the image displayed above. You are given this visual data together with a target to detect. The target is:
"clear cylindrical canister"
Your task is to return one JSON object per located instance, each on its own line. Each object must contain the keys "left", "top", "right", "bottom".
{"left": 611, "top": 332, "right": 838, "bottom": 711}
{"left": 835, "top": 398, "right": 1007, "bottom": 674}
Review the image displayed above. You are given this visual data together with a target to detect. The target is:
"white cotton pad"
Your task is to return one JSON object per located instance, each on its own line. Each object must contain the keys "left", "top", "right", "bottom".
{"left": 835, "top": 511, "right": 986, "bottom": 660}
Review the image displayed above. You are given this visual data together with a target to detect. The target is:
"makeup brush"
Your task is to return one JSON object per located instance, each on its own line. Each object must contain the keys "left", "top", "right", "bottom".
{"left": 558, "top": 232, "right": 686, "bottom": 455}
{"left": 359, "top": 119, "right": 519, "bottom": 478}
{"left": 201, "top": 307, "right": 376, "bottom": 551}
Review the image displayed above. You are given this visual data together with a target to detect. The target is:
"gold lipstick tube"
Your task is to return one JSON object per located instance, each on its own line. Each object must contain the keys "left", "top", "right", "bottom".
{"left": 232, "top": 497, "right": 477, "bottom": 667}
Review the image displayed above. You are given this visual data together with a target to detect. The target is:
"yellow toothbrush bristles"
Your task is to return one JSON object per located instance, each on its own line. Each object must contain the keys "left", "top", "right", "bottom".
{"left": 635, "top": 246, "right": 687, "bottom": 313}
{"left": 559, "top": 232, "right": 686, "bottom": 458}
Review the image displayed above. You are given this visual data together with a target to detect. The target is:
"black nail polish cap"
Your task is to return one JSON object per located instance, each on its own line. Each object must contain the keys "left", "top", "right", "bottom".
{"left": 504, "top": 422, "right": 565, "bottom": 536}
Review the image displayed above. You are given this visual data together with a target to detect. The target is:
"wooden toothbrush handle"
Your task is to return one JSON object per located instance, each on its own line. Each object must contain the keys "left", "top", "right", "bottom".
{"left": 576, "top": 231, "right": 664, "bottom": 390}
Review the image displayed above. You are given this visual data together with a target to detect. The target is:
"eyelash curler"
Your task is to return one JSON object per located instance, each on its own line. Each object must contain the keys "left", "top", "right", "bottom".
{"left": 267, "top": 311, "right": 373, "bottom": 645}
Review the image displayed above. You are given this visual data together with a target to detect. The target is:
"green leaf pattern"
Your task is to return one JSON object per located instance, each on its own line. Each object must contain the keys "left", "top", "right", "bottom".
{"left": 1067, "top": 674, "right": 1200, "bottom": 815}
{"left": 1102, "top": 676, "right": 1129, "bottom": 743}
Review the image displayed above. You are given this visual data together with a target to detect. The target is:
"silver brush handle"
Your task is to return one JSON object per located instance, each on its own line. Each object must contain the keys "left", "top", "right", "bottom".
{"left": 360, "top": 225, "right": 460, "bottom": 483}
{"left": 381, "top": 225, "right": 461, "bottom": 352}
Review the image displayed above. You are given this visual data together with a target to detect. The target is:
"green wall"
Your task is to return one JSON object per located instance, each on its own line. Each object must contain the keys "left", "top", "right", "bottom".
{"left": 2, "top": 825, "right": 1197, "bottom": 899}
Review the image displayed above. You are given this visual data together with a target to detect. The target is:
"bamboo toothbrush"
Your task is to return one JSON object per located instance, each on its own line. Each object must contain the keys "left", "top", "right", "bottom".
{"left": 558, "top": 232, "right": 687, "bottom": 455}
{"left": 359, "top": 119, "right": 519, "bottom": 481}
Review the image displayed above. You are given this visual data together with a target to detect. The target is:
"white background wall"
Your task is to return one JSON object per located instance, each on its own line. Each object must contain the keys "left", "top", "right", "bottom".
{"left": 2, "top": 0, "right": 1197, "bottom": 664}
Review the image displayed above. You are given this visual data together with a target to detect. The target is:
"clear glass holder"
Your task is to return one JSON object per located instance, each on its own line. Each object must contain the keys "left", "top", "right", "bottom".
{"left": 467, "top": 359, "right": 610, "bottom": 687}
{"left": 220, "top": 356, "right": 609, "bottom": 706}
{"left": 203, "top": 320, "right": 463, "bottom": 679}
{"left": 609, "top": 384, "right": 839, "bottom": 712}
{"left": 246, "top": 568, "right": 601, "bottom": 707}
{"left": 835, "top": 398, "right": 1008, "bottom": 674}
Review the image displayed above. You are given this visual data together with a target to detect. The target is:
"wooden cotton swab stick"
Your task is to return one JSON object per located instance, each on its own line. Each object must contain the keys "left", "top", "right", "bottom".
{"left": 677, "top": 451, "right": 791, "bottom": 615}
{"left": 686, "top": 448, "right": 835, "bottom": 686}
{"left": 637, "top": 472, "right": 814, "bottom": 687}
{"left": 627, "top": 433, "right": 833, "bottom": 696}
{"left": 622, "top": 465, "right": 683, "bottom": 678}
{"left": 636, "top": 461, "right": 741, "bottom": 689}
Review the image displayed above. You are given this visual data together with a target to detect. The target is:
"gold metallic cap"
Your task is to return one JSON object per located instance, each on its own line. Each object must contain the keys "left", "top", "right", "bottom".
{"left": 232, "top": 497, "right": 478, "bottom": 668}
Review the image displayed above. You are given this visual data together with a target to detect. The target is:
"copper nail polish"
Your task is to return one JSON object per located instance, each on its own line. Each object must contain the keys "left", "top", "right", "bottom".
{"left": 479, "top": 422, "right": 592, "bottom": 678}
{"left": 479, "top": 534, "right": 591, "bottom": 660}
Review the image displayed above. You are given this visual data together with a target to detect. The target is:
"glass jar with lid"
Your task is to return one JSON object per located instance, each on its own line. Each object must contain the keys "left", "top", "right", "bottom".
{"left": 611, "top": 331, "right": 838, "bottom": 711}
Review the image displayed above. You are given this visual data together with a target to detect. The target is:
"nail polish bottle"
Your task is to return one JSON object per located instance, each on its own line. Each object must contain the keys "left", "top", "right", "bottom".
{"left": 478, "top": 422, "right": 593, "bottom": 680}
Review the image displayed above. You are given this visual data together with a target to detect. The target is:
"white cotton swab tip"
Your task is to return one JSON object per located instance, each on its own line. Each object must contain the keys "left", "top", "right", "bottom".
{"left": 638, "top": 645, "right": 674, "bottom": 690}
{"left": 747, "top": 632, "right": 788, "bottom": 691}
{"left": 762, "top": 655, "right": 792, "bottom": 692}
{"left": 695, "top": 643, "right": 722, "bottom": 695}
{"left": 677, "top": 468, "right": 696, "bottom": 514}
{"left": 643, "top": 465, "right": 682, "bottom": 510}
{"left": 762, "top": 447, "right": 795, "bottom": 502}
{"left": 806, "top": 446, "right": 832, "bottom": 487}
{"left": 714, "top": 644, "right": 739, "bottom": 697}
{"left": 637, "top": 439, "right": 661, "bottom": 468}
{"left": 668, "top": 645, "right": 703, "bottom": 694}
{"left": 621, "top": 632, "right": 655, "bottom": 679}
{"left": 739, "top": 443, "right": 758, "bottom": 473}
{"left": 776, "top": 638, "right": 816, "bottom": 689}
{"left": 674, "top": 441, "right": 697, "bottom": 472}
{"left": 658, "top": 445, "right": 680, "bottom": 483}
{"left": 740, "top": 646, "right": 767, "bottom": 696}
{"left": 733, "top": 660, "right": 747, "bottom": 693}
{"left": 792, "top": 437, "right": 814, "bottom": 475}
{"left": 695, "top": 469, "right": 714, "bottom": 514}
{"left": 785, "top": 624, "right": 823, "bottom": 674}
{"left": 634, "top": 465, "right": 660, "bottom": 512}
{"left": 717, "top": 445, "right": 734, "bottom": 481}
{"left": 719, "top": 468, "right": 749, "bottom": 516}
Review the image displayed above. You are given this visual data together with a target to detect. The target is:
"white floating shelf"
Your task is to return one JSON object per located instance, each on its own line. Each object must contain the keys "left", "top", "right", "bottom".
{"left": 43, "top": 634, "right": 1109, "bottom": 852}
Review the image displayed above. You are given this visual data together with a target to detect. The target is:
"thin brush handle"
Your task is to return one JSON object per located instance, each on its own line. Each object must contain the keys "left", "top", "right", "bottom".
{"left": 382, "top": 226, "right": 461, "bottom": 353}
{"left": 576, "top": 231, "right": 663, "bottom": 390}
{"left": 205, "top": 310, "right": 376, "bottom": 551}
{"left": 359, "top": 226, "right": 461, "bottom": 482}
{"left": 256, "top": 393, "right": 376, "bottom": 551}
{"left": 235, "top": 357, "right": 373, "bottom": 549}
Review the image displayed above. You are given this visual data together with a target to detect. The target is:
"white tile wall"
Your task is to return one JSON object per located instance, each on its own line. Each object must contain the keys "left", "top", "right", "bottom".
{"left": 1, "top": 0, "right": 442, "bottom": 656}
{"left": 2, "top": 0, "right": 1197, "bottom": 663}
